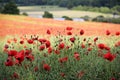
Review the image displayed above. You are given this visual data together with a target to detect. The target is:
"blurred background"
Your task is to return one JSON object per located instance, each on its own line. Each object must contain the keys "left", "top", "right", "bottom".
{"left": 0, "top": 0, "right": 120, "bottom": 23}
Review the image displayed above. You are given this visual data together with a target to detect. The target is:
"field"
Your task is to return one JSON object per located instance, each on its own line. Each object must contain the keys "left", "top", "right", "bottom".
{"left": 0, "top": 14, "right": 120, "bottom": 80}
{"left": 18, "top": 6, "right": 113, "bottom": 18}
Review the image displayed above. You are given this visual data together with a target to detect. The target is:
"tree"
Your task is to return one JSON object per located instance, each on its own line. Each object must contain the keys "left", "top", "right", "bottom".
{"left": 1, "top": 1, "right": 20, "bottom": 14}
{"left": 43, "top": 11, "right": 53, "bottom": 18}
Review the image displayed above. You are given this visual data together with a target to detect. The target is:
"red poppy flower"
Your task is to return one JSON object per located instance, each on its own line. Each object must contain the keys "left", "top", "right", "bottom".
{"left": 38, "top": 38, "right": 47, "bottom": 44}
{"left": 67, "top": 32, "right": 72, "bottom": 35}
{"left": 110, "top": 77, "right": 116, "bottom": 80}
{"left": 43, "top": 64, "right": 51, "bottom": 71}
{"left": 74, "top": 52, "right": 80, "bottom": 60}
{"left": 66, "top": 26, "right": 73, "bottom": 30}
{"left": 27, "top": 39, "right": 33, "bottom": 44}
{"left": 12, "top": 72, "right": 19, "bottom": 79}
{"left": 103, "top": 52, "right": 116, "bottom": 62}
{"left": 59, "top": 43, "right": 65, "bottom": 49}
{"left": 104, "top": 46, "right": 110, "bottom": 51}
{"left": 70, "top": 37, "right": 75, "bottom": 43}
{"left": 13, "top": 38, "right": 17, "bottom": 43}
{"left": 81, "top": 44, "right": 85, "bottom": 48}
{"left": 98, "top": 43, "right": 105, "bottom": 49}
{"left": 60, "top": 72, "right": 65, "bottom": 77}
{"left": 39, "top": 45, "right": 45, "bottom": 51}
{"left": 94, "top": 37, "right": 98, "bottom": 42}
{"left": 54, "top": 49, "right": 60, "bottom": 55}
{"left": 15, "top": 50, "right": 25, "bottom": 63}
{"left": 45, "top": 40, "right": 51, "bottom": 48}
{"left": 80, "top": 29, "right": 84, "bottom": 35}
{"left": 59, "top": 57, "right": 68, "bottom": 63}
{"left": 5, "top": 57, "right": 14, "bottom": 66}
{"left": 25, "top": 49, "right": 32, "bottom": 56}
{"left": 66, "top": 46, "right": 70, "bottom": 49}
{"left": 8, "top": 50, "right": 17, "bottom": 57}
{"left": 115, "top": 31, "right": 120, "bottom": 36}
{"left": 48, "top": 47, "right": 52, "bottom": 54}
{"left": 20, "top": 40, "right": 24, "bottom": 44}
{"left": 4, "top": 44, "right": 9, "bottom": 49}
{"left": 26, "top": 54, "right": 34, "bottom": 61}
{"left": 115, "top": 41, "right": 120, "bottom": 47}
{"left": 88, "top": 48, "right": 92, "bottom": 51}
{"left": 106, "top": 30, "right": 110, "bottom": 35}
{"left": 77, "top": 71, "right": 85, "bottom": 78}
{"left": 47, "top": 29, "right": 51, "bottom": 34}
{"left": 34, "top": 66, "right": 39, "bottom": 72}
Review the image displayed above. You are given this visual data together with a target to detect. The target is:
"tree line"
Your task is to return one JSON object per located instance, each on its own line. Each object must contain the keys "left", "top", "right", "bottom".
{"left": 0, "top": 0, "right": 120, "bottom": 8}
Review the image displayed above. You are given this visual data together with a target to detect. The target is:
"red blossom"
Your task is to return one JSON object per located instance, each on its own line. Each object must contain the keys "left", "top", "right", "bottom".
{"left": 70, "top": 37, "right": 75, "bottom": 43}
{"left": 45, "top": 40, "right": 51, "bottom": 48}
{"left": 43, "top": 64, "right": 51, "bottom": 71}
{"left": 110, "top": 77, "right": 116, "bottom": 80}
{"left": 27, "top": 39, "right": 33, "bottom": 44}
{"left": 67, "top": 32, "right": 72, "bottom": 35}
{"left": 59, "top": 43, "right": 65, "bottom": 49}
{"left": 15, "top": 50, "right": 25, "bottom": 63}
{"left": 81, "top": 44, "right": 85, "bottom": 48}
{"left": 47, "top": 29, "right": 51, "bottom": 34}
{"left": 26, "top": 54, "right": 34, "bottom": 61}
{"left": 12, "top": 72, "right": 19, "bottom": 79}
{"left": 34, "top": 66, "right": 39, "bottom": 72}
{"left": 80, "top": 29, "right": 84, "bottom": 35}
{"left": 66, "top": 26, "right": 73, "bottom": 30}
{"left": 54, "top": 49, "right": 60, "bottom": 55}
{"left": 4, "top": 44, "right": 9, "bottom": 49}
{"left": 106, "top": 30, "right": 111, "bottom": 35}
{"left": 8, "top": 50, "right": 17, "bottom": 57}
{"left": 77, "top": 71, "right": 85, "bottom": 78}
{"left": 59, "top": 57, "right": 68, "bottom": 63}
{"left": 5, "top": 57, "right": 14, "bottom": 66}
{"left": 94, "top": 37, "right": 98, "bottom": 42}
{"left": 74, "top": 52, "right": 80, "bottom": 60}
{"left": 88, "top": 48, "right": 92, "bottom": 51}
{"left": 48, "top": 47, "right": 52, "bottom": 54}
{"left": 115, "top": 31, "right": 120, "bottom": 36}
{"left": 115, "top": 41, "right": 120, "bottom": 47}
{"left": 60, "top": 72, "right": 65, "bottom": 77}
{"left": 103, "top": 52, "right": 116, "bottom": 62}
{"left": 39, "top": 45, "right": 45, "bottom": 51}
{"left": 13, "top": 38, "right": 17, "bottom": 43}
{"left": 20, "top": 40, "right": 24, "bottom": 44}
{"left": 98, "top": 43, "right": 105, "bottom": 49}
{"left": 38, "top": 38, "right": 47, "bottom": 44}
{"left": 25, "top": 49, "right": 32, "bottom": 56}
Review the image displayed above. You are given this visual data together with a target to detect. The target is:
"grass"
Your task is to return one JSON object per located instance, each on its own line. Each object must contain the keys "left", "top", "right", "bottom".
{"left": 18, "top": 5, "right": 113, "bottom": 18}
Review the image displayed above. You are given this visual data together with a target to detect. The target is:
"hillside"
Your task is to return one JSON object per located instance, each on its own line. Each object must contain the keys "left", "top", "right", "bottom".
{"left": 0, "top": 14, "right": 120, "bottom": 37}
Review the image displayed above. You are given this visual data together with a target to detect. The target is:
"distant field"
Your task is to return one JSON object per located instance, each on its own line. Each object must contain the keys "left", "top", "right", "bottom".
{"left": 0, "top": 14, "right": 119, "bottom": 37}
{"left": 18, "top": 6, "right": 113, "bottom": 18}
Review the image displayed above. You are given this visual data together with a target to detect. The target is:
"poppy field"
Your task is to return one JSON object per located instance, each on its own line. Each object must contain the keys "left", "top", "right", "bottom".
{"left": 0, "top": 14, "right": 120, "bottom": 80}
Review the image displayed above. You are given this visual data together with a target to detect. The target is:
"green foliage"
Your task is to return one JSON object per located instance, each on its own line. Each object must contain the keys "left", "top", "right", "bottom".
{"left": 1, "top": 0, "right": 120, "bottom": 8}
{"left": 62, "top": 16, "right": 73, "bottom": 21}
{"left": 92, "top": 15, "right": 120, "bottom": 24}
{"left": 1, "top": 1, "right": 20, "bottom": 15}
{"left": 72, "top": 5, "right": 120, "bottom": 14}
{"left": 43, "top": 11, "right": 53, "bottom": 18}
{"left": 22, "top": 12, "right": 28, "bottom": 16}
{"left": 81, "top": 15, "right": 91, "bottom": 21}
